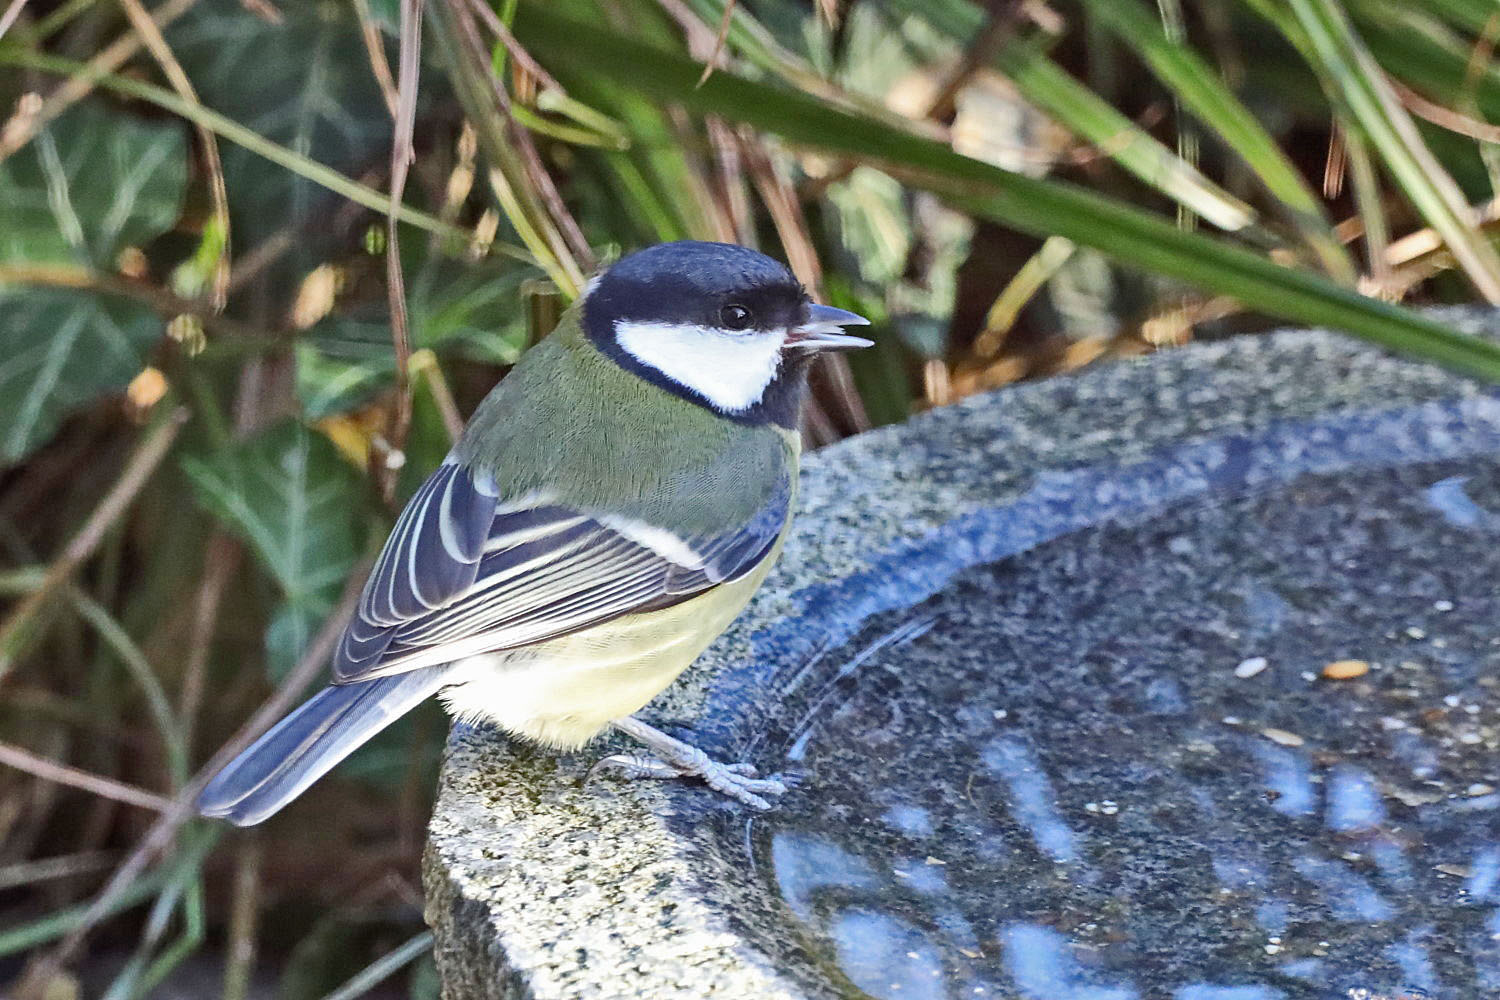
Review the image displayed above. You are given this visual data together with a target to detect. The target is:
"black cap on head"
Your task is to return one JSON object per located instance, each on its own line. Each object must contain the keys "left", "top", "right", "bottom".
{"left": 586, "top": 241, "right": 807, "bottom": 333}
{"left": 581, "top": 241, "right": 818, "bottom": 427}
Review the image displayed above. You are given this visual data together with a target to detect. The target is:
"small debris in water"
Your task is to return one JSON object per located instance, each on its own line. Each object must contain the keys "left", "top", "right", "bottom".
{"left": 1435, "top": 599, "right": 1455, "bottom": 611}
{"left": 1235, "top": 656, "right": 1269, "bottom": 678}
{"left": 924, "top": 856, "right": 946, "bottom": 866}
{"left": 1468, "top": 783, "right": 1497, "bottom": 797}
{"left": 1323, "top": 659, "right": 1370, "bottom": 680}
{"left": 1436, "top": 863, "right": 1472, "bottom": 878}
{"left": 1390, "top": 787, "right": 1442, "bottom": 808}
{"left": 1261, "top": 727, "right": 1306, "bottom": 747}
{"left": 1407, "top": 627, "right": 1427, "bottom": 640}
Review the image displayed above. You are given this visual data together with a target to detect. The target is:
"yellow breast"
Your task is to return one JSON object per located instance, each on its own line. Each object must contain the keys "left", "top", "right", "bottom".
{"left": 438, "top": 535, "right": 785, "bottom": 750}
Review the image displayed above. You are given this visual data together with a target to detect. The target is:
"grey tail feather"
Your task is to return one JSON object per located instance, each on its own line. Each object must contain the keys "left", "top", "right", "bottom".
{"left": 196, "top": 668, "right": 450, "bottom": 826}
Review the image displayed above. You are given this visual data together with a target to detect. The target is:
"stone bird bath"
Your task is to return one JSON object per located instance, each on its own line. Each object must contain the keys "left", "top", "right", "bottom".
{"left": 425, "top": 311, "right": 1500, "bottom": 1000}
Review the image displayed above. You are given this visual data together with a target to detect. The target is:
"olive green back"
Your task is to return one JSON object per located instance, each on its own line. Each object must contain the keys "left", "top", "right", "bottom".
{"left": 453, "top": 306, "right": 798, "bottom": 536}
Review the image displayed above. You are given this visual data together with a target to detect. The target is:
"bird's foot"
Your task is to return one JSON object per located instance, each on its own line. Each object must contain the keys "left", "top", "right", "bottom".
{"left": 589, "top": 717, "right": 788, "bottom": 810}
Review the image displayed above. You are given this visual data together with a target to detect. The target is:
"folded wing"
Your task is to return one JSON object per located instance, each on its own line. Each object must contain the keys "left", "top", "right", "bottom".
{"left": 331, "top": 459, "right": 789, "bottom": 683}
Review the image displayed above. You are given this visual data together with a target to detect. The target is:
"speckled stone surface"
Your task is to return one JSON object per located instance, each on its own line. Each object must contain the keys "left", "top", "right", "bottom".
{"left": 425, "top": 309, "right": 1500, "bottom": 1000}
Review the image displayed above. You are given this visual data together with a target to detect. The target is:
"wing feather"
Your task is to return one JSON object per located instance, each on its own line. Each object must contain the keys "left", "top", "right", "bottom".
{"left": 330, "top": 460, "right": 790, "bottom": 684}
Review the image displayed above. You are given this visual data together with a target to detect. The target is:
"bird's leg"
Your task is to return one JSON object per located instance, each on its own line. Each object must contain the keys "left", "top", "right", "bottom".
{"left": 589, "top": 716, "right": 788, "bottom": 810}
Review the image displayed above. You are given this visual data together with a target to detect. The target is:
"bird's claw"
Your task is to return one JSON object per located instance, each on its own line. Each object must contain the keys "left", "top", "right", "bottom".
{"left": 587, "top": 750, "right": 787, "bottom": 810}
{"left": 586, "top": 752, "right": 679, "bottom": 783}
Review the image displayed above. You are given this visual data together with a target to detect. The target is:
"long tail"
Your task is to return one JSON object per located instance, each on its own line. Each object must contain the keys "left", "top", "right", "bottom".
{"left": 196, "top": 669, "right": 450, "bottom": 826}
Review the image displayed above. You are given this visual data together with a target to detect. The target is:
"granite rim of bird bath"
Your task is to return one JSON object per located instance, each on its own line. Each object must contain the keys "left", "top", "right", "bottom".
{"left": 424, "top": 308, "right": 1500, "bottom": 1000}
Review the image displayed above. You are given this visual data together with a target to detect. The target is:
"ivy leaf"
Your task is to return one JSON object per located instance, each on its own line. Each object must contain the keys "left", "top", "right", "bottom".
{"left": 297, "top": 258, "right": 528, "bottom": 419}
{"left": 0, "top": 101, "right": 187, "bottom": 268}
{"left": 0, "top": 289, "right": 164, "bottom": 464}
{"left": 165, "top": 0, "right": 397, "bottom": 275}
{"left": 0, "top": 102, "right": 186, "bottom": 464}
{"left": 184, "top": 422, "right": 363, "bottom": 678}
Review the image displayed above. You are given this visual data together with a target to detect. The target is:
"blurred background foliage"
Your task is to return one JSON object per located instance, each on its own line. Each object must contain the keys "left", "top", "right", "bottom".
{"left": 1, "top": 0, "right": 1500, "bottom": 995}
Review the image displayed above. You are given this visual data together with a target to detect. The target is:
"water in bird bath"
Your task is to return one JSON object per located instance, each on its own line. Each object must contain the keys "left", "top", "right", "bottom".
{"left": 707, "top": 455, "right": 1500, "bottom": 1000}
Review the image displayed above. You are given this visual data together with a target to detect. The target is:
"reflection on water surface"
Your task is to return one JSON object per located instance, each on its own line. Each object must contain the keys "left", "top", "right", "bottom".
{"left": 747, "top": 458, "right": 1500, "bottom": 999}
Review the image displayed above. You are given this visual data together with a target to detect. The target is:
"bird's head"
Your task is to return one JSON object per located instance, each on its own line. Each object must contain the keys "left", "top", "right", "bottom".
{"left": 581, "top": 241, "right": 870, "bottom": 425}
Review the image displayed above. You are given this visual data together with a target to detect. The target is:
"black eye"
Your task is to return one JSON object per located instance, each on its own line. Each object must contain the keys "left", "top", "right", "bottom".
{"left": 719, "top": 304, "right": 753, "bottom": 330}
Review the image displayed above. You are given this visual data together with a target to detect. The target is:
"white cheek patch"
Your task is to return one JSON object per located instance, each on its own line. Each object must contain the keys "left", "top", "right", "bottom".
{"left": 614, "top": 320, "right": 785, "bottom": 413}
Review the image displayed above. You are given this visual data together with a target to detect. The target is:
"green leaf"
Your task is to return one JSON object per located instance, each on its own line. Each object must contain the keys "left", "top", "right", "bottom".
{"left": 0, "top": 288, "right": 163, "bottom": 464}
{"left": 512, "top": 4, "right": 1500, "bottom": 383}
{"left": 296, "top": 257, "right": 528, "bottom": 419}
{"left": 0, "top": 101, "right": 187, "bottom": 268}
{"left": 183, "top": 421, "right": 362, "bottom": 678}
{"left": 0, "top": 102, "right": 184, "bottom": 462}
{"left": 164, "top": 0, "right": 394, "bottom": 271}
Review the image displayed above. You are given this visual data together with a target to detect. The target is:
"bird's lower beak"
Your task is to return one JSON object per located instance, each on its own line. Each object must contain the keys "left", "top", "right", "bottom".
{"left": 785, "top": 303, "right": 873, "bottom": 351}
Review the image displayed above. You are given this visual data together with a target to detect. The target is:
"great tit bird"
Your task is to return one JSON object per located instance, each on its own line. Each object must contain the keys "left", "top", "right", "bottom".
{"left": 197, "top": 241, "right": 871, "bottom": 826}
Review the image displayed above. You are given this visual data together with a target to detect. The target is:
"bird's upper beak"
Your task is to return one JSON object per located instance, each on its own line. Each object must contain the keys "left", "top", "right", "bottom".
{"left": 784, "top": 303, "right": 873, "bottom": 352}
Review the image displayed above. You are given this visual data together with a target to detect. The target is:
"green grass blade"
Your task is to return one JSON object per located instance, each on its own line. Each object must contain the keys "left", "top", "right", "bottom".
{"left": 1356, "top": 7, "right": 1500, "bottom": 124}
{"left": 1287, "top": 0, "right": 1500, "bottom": 301}
{"left": 318, "top": 930, "right": 434, "bottom": 1000}
{"left": 1081, "top": 0, "right": 1355, "bottom": 281}
{"left": 512, "top": 4, "right": 1500, "bottom": 382}
{"left": 0, "top": 825, "right": 218, "bottom": 958}
{"left": 880, "top": 0, "right": 1257, "bottom": 235}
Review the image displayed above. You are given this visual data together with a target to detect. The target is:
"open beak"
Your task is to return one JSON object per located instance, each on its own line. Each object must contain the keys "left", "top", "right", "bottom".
{"left": 784, "top": 303, "right": 873, "bottom": 352}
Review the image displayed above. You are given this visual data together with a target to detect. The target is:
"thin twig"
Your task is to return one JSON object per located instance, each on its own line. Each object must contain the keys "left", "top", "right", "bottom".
{"left": 707, "top": 117, "right": 752, "bottom": 243}
{"left": 464, "top": 0, "right": 563, "bottom": 94}
{"left": 221, "top": 838, "right": 261, "bottom": 1000}
{"left": 0, "top": 408, "right": 189, "bottom": 678}
{"left": 318, "top": 930, "right": 434, "bottom": 1000}
{"left": 0, "top": 742, "right": 175, "bottom": 813}
{"left": 352, "top": 0, "right": 401, "bottom": 118}
{"left": 0, "top": 0, "right": 200, "bottom": 161}
{"left": 0, "top": 0, "right": 29, "bottom": 39}
{"left": 19, "top": 564, "right": 367, "bottom": 989}
{"left": 655, "top": 0, "right": 717, "bottom": 61}
{"left": 1463, "top": 14, "right": 1500, "bottom": 97}
{"left": 654, "top": 0, "right": 741, "bottom": 241}
{"left": 0, "top": 851, "right": 119, "bottom": 892}
{"left": 176, "top": 533, "right": 242, "bottom": 754}
{"left": 414, "top": 353, "right": 465, "bottom": 443}
{"left": 239, "top": 0, "right": 282, "bottom": 23}
{"left": 225, "top": 230, "right": 296, "bottom": 293}
{"left": 695, "top": 0, "right": 736, "bottom": 87}
{"left": 925, "top": 1, "right": 1024, "bottom": 124}
{"left": 375, "top": 0, "right": 425, "bottom": 505}
{"left": 0, "top": 264, "right": 260, "bottom": 342}
{"left": 452, "top": 0, "right": 594, "bottom": 274}
{"left": 117, "top": 0, "right": 231, "bottom": 311}
{"left": 1390, "top": 77, "right": 1500, "bottom": 144}
{"left": 0, "top": 47, "right": 537, "bottom": 265}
